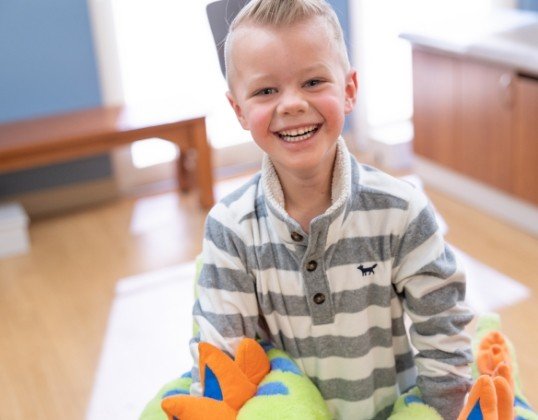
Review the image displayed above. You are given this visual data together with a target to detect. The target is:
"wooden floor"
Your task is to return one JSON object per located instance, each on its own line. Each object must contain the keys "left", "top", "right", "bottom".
{"left": 1, "top": 173, "right": 537, "bottom": 419}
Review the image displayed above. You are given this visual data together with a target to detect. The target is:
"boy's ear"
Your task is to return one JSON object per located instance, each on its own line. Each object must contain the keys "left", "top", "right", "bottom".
{"left": 344, "top": 69, "right": 358, "bottom": 115}
{"left": 226, "top": 91, "right": 249, "bottom": 130}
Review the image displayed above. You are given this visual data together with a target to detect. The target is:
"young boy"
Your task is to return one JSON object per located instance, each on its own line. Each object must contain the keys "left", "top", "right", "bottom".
{"left": 190, "top": 1, "right": 473, "bottom": 418}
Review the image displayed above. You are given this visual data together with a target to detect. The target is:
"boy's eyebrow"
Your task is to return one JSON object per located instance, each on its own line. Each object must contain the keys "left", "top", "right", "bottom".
{"left": 300, "top": 63, "right": 332, "bottom": 74}
{"left": 246, "top": 74, "right": 273, "bottom": 85}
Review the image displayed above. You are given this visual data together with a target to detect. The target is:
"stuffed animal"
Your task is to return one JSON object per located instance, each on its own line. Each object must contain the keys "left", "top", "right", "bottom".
{"left": 462, "top": 314, "right": 536, "bottom": 420}
{"left": 390, "top": 314, "right": 537, "bottom": 420}
{"left": 140, "top": 339, "right": 332, "bottom": 420}
{"left": 160, "top": 338, "right": 266, "bottom": 419}
{"left": 140, "top": 314, "right": 536, "bottom": 420}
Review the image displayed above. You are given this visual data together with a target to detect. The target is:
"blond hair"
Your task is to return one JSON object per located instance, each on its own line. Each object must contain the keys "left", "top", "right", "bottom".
{"left": 224, "top": 0, "right": 350, "bottom": 84}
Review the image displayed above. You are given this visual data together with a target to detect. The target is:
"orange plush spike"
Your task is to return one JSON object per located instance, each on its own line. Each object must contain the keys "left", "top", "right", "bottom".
{"left": 160, "top": 339, "right": 273, "bottom": 420}
{"left": 457, "top": 375, "right": 497, "bottom": 420}
{"left": 493, "top": 375, "right": 515, "bottom": 420}
{"left": 198, "top": 342, "right": 258, "bottom": 411}
{"left": 479, "top": 331, "right": 510, "bottom": 354}
{"left": 494, "top": 362, "right": 515, "bottom": 392}
{"left": 477, "top": 344, "right": 511, "bottom": 376}
{"left": 198, "top": 342, "right": 228, "bottom": 387}
{"left": 478, "top": 331, "right": 512, "bottom": 374}
{"left": 161, "top": 395, "right": 237, "bottom": 420}
{"left": 234, "top": 338, "right": 270, "bottom": 385}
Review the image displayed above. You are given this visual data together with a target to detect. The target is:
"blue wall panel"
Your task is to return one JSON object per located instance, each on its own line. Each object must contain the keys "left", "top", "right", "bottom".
{"left": 328, "top": 0, "right": 351, "bottom": 60}
{"left": 327, "top": 0, "right": 352, "bottom": 131}
{"left": 0, "top": 0, "right": 111, "bottom": 198}
{"left": 0, "top": 0, "right": 102, "bottom": 121}
{"left": 518, "top": 0, "right": 538, "bottom": 11}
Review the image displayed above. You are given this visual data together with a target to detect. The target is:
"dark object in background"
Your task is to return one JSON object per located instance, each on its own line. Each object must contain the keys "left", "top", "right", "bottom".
{"left": 206, "top": 0, "right": 250, "bottom": 78}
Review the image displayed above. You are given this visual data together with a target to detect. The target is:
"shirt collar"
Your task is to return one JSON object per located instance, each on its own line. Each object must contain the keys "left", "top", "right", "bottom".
{"left": 260, "top": 137, "right": 352, "bottom": 246}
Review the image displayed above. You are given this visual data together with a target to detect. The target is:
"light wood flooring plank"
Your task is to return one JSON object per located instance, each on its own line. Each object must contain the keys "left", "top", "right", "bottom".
{"left": 0, "top": 192, "right": 206, "bottom": 419}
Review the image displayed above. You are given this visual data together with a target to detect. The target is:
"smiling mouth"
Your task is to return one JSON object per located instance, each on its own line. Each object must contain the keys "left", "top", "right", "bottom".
{"left": 276, "top": 124, "right": 320, "bottom": 142}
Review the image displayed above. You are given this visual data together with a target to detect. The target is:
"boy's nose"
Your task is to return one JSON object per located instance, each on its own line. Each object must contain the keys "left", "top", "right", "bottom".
{"left": 277, "top": 90, "right": 308, "bottom": 115}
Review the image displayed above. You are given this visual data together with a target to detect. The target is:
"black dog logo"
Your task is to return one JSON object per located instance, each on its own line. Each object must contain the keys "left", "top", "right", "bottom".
{"left": 358, "top": 264, "right": 377, "bottom": 276}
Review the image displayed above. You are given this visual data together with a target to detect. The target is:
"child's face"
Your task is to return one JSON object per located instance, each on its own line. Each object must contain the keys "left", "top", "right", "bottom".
{"left": 226, "top": 16, "right": 357, "bottom": 178}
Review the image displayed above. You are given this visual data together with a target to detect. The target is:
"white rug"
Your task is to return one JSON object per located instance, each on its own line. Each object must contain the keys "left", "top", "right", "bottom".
{"left": 456, "top": 248, "right": 530, "bottom": 314}
{"left": 86, "top": 250, "right": 530, "bottom": 420}
{"left": 86, "top": 263, "right": 196, "bottom": 420}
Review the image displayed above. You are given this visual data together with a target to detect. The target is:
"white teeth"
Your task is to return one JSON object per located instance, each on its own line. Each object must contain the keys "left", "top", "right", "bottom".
{"left": 277, "top": 125, "right": 319, "bottom": 142}
{"left": 279, "top": 125, "right": 317, "bottom": 136}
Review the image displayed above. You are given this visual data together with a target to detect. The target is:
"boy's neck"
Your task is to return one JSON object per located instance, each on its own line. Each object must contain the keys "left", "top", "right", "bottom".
{"left": 274, "top": 155, "right": 336, "bottom": 233}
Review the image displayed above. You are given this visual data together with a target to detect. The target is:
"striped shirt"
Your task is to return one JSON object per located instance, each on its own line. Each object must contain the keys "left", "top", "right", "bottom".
{"left": 190, "top": 139, "right": 473, "bottom": 419}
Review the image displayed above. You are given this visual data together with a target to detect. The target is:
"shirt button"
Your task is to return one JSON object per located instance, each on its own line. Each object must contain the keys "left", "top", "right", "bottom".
{"left": 313, "top": 293, "right": 326, "bottom": 304}
{"left": 291, "top": 231, "right": 303, "bottom": 242}
{"left": 306, "top": 260, "right": 317, "bottom": 271}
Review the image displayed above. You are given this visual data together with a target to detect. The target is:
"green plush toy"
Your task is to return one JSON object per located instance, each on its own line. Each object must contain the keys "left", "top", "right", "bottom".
{"left": 139, "top": 339, "right": 442, "bottom": 420}
{"left": 140, "top": 313, "right": 537, "bottom": 420}
{"left": 139, "top": 341, "right": 332, "bottom": 420}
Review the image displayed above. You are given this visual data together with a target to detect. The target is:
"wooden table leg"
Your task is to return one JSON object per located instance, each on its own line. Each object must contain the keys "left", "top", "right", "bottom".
{"left": 190, "top": 118, "right": 214, "bottom": 209}
{"left": 177, "top": 149, "right": 190, "bottom": 192}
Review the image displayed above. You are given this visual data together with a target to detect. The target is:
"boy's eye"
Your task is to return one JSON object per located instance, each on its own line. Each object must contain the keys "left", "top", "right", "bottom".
{"left": 304, "top": 79, "right": 323, "bottom": 88}
{"left": 255, "top": 87, "right": 277, "bottom": 96}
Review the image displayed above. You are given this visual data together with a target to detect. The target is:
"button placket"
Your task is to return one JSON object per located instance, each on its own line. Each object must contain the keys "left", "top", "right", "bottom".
{"left": 299, "top": 218, "right": 334, "bottom": 325}
{"left": 302, "top": 255, "right": 334, "bottom": 323}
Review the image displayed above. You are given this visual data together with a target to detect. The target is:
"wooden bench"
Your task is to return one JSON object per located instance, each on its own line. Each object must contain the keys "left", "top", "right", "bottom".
{"left": 0, "top": 104, "right": 214, "bottom": 208}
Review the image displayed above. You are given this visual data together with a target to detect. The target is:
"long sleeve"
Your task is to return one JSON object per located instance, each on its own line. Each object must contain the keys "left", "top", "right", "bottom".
{"left": 392, "top": 190, "right": 474, "bottom": 420}
{"left": 189, "top": 206, "right": 260, "bottom": 396}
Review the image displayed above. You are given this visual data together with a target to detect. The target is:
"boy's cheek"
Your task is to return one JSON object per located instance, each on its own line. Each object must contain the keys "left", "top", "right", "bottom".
{"left": 319, "top": 93, "right": 345, "bottom": 111}
{"left": 248, "top": 109, "right": 273, "bottom": 133}
{"left": 320, "top": 96, "right": 348, "bottom": 124}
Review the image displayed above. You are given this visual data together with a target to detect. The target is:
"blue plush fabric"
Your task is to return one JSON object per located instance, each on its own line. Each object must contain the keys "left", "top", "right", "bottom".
{"left": 259, "top": 341, "right": 274, "bottom": 352}
{"left": 256, "top": 382, "right": 289, "bottom": 396}
{"left": 468, "top": 399, "right": 484, "bottom": 420}
{"left": 270, "top": 357, "right": 302, "bottom": 375}
{"left": 203, "top": 365, "right": 223, "bottom": 401}
{"left": 403, "top": 395, "right": 423, "bottom": 405}
{"left": 163, "top": 388, "right": 189, "bottom": 398}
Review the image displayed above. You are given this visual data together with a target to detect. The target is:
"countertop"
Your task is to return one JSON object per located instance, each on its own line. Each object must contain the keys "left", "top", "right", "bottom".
{"left": 400, "top": 8, "right": 538, "bottom": 75}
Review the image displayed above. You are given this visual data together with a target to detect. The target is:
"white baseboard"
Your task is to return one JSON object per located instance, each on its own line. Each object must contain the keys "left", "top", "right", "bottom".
{"left": 414, "top": 157, "right": 538, "bottom": 236}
